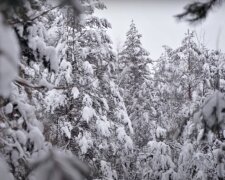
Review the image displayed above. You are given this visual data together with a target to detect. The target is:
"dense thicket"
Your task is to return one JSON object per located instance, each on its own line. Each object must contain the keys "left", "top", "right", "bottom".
{"left": 0, "top": 0, "right": 225, "bottom": 180}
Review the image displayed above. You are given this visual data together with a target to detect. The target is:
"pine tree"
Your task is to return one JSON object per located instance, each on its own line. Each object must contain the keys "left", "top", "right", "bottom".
{"left": 42, "top": 1, "right": 134, "bottom": 179}
{"left": 0, "top": 1, "right": 90, "bottom": 179}
{"left": 154, "top": 31, "right": 208, "bottom": 139}
{"left": 118, "top": 21, "right": 155, "bottom": 148}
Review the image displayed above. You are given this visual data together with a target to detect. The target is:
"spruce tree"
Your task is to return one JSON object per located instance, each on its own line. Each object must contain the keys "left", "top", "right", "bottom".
{"left": 118, "top": 20, "right": 154, "bottom": 148}
{"left": 42, "top": 1, "right": 134, "bottom": 179}
{"left": 0, "top": 1, "right": 90, "bottom": 179}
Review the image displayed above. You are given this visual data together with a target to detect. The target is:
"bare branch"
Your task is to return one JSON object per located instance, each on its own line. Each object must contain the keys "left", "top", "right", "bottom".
{"left": 15, "top": 77, "right": 47, "bottom": 89}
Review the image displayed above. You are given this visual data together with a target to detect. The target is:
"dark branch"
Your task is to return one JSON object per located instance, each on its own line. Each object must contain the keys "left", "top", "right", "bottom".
{"left": 175, "top": 0, "right": 223, "bottom": 23}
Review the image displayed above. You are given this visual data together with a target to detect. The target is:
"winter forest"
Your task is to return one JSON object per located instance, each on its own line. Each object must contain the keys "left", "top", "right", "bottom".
{"left": 1, "top": 0, "right": 225, "bottom": 179}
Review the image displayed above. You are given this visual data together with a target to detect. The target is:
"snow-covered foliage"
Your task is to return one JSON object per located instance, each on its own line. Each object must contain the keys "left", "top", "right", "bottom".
{"left": 28, "top": 150, "right": 90, "bottom": 180}
{"left": 39, "top": 1, "right": 134, "bottom": 179}
{"left": 44, "top": 89, "right": 67, "bottom": 113}
{"left": 0, "top": 157, "right": 14, "bottom": 180}
{"left": 1, "top": 0, "right": 225, "bottom": 179}
{"left": 156, "top": 126, "right": 167, "bottom": 140}
{"left": 0, "top": 0, "right": 90, "bottom": 180}
{"left": 118, "top": 20, "right": 154, "bottom": 148}
{"left": 194, "top": 91, "right": 225, "bottom": 139}
{"left": 72, "top": 87, "right": 80, "bottom": 99}
{"left": 137, "top": 141, "right": 177, "bottom": 180}
{"left": 0, "top": 14, "right": 19, "bottom": 97}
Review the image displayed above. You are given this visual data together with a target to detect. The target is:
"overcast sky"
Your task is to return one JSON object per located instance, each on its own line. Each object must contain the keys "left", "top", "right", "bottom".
{"left": 95, "top": 0, "right": 225, "bottom": 59}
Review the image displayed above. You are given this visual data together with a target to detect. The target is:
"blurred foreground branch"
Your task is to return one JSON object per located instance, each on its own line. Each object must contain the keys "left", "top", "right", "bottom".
{"left": 176, "top": 0, "right": 223, "bottom": 23}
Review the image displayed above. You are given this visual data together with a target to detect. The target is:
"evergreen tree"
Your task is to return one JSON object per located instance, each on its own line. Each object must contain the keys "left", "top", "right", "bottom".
{"left": 154, "top": 31, "right": 207, "bottom": 137}
{"left": 42, "top": 1, "right": 134, "bottom": 179}
{"left": 118, "top": 20, "right": 154, "bottom": 148}
{"left": 0, "top": 1, "right": 90, "bottom": 180}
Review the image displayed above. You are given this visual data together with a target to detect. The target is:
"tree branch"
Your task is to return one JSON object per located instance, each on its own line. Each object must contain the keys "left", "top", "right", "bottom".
{"left": 175, "top": 0, "right": 223, "bottom": 23}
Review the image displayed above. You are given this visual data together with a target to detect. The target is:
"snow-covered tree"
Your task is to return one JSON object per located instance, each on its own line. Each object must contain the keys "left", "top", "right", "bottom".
{"left": 40, "top": 1, "right": 134, "bottom": 179}
{"left": 154, "top": 31, "right": 208, "bottom": 139}
{"left": 2, "top": 1, "right": 225, "bottom": 179}
{"left": 118, "top": 20, "right": 155, "bottom": 148}
{"left": 136, "top": 140, "right": 177, "bottom": 180}
{"left": 0, "top": 1, "right": 91, "bottom": 180}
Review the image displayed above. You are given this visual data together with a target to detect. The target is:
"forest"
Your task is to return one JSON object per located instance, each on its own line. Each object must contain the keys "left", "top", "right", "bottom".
{"left": 0, "top": 0, "right": 225, "bottom": 179}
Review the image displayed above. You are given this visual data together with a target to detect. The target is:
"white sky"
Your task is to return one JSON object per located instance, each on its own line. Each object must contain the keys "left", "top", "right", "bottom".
{"left": 95, "top": 0, "right": 225, "bottom": 59}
